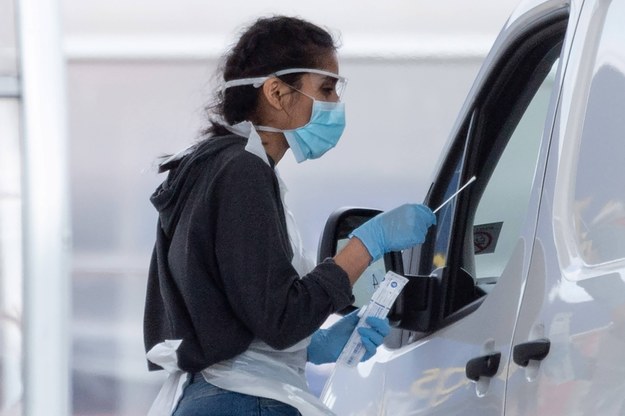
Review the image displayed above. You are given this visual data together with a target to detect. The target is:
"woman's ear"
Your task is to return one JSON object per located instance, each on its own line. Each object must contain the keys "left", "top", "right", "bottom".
{"left": 261, "top": 78, "right": 290, "bottom": 111}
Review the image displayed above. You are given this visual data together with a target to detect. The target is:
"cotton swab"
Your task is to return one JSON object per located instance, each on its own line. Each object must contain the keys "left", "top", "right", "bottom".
{"left": 432, "top": 176, "right": 477, "bottom": 214}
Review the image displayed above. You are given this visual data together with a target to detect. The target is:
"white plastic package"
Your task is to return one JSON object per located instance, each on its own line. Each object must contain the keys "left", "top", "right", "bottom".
{"left": 337, "top": 271, "right": 409, "bottom": 367}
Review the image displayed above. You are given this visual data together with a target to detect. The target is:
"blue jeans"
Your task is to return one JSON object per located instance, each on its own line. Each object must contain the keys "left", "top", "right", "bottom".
{"left": 172, "top": 373, "right": 302, "bottom": 416}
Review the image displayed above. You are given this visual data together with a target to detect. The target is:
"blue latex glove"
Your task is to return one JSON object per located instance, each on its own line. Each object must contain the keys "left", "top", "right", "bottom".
{"left": 350, "top": 204, "right": 436, "bottom": 262}
{"left": 358, "top": 316, "right": 391, "bottom": 361}
{"left": 307, "top": 310, "right": 391, "bottom": 365}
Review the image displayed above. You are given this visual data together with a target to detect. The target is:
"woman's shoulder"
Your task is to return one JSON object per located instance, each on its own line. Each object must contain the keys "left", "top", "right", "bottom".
{"left": 199, "top": 138, "right": 279, "bottom": 203}
{"left": 190, "top": 135, "right": 274, "bottom": 181}
{"left": 210, "top": 135, "right": 273, "bottom": 168}
{"left": 194, "top": 134, "right": 246, "bottom": 159}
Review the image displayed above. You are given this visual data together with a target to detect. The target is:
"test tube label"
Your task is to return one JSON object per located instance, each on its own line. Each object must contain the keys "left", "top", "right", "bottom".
{"left": 336, "top": 271, "right": 408, "bottom": 367}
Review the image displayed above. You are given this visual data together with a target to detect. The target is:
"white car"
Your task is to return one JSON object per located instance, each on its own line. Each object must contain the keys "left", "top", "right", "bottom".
{"left": 318, "top": 0, "right": 625, "bottom": 414}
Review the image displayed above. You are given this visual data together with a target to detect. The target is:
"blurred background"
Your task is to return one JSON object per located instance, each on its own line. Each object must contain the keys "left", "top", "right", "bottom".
{"left": 1, "top": 0, "right": 519, "bottom": 414}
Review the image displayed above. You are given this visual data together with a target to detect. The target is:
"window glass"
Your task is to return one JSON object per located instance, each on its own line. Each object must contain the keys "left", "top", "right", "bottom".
{"left": 473, "top": 61, "right": 559, "bottom": 283}
{"left": 0, "top": 98, "right": 22, "bottom": 414}
{"left": 572, "top": 1, "right": 625, "bottom": 265}
{"left": 429, "top": 158, "right": 463, "bottom": 273}
{"left": 0, "top": 0, "right": 18, "bottom": 77}
{"left": 419, "top": 21, "right": 566, "bottom": 316}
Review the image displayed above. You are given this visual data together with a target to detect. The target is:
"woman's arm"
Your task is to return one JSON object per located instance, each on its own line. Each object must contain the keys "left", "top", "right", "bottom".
{"left": 333, "top": 238, "right": 371, "bottom": 286}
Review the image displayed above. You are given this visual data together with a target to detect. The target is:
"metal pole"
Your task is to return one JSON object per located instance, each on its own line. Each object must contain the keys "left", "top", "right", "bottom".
{"left": 17, "top": 0, "right": 71, "bottom": 413}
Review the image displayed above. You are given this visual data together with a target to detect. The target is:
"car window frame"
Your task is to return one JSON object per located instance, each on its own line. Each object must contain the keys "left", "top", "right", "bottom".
{"left": 409, "top": 9, "right": 570, "bottom": 334}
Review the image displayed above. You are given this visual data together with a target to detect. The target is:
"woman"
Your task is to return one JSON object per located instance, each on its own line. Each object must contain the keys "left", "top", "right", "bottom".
{"left": 143, "top": 15, "right": 436, "bottom": 416}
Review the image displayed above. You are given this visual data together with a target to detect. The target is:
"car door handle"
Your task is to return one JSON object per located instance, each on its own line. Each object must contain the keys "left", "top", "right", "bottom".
{"left": 465, "top": 352, "right": 501, "bottom": 381}
{"left": 513, "top": 338, "right": 551, "bottom": 367}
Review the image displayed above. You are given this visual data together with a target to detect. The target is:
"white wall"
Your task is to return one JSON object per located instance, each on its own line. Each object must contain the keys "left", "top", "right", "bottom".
{"left": 61, "top": 0, "right": 518, "bottom": 38}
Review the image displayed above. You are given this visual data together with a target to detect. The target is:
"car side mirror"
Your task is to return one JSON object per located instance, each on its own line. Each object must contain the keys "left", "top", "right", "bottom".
{"left": 318, "top": 207, "right": 438, "bottom": 332}
{"left": 317, "top": 207, "right": 404, "bottom": 313}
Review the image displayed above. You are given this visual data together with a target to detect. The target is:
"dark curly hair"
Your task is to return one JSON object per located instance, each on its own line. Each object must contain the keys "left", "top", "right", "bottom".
{"left": 205, "top": 15, "right": 338, "bottom": 136}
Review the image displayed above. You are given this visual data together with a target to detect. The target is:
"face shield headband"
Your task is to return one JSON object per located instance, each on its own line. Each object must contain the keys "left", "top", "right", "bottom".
{"left": 222, "top": 68, "right": 348, "bottom": 100}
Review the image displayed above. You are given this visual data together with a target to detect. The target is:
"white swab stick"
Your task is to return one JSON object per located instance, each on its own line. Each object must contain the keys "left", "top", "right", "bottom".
{"left": 432, "top": 176, "right": 477, "bottom": 214}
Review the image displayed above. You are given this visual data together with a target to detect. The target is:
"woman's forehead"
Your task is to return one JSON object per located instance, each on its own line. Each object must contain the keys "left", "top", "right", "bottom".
{"left": 317, "top": 51, "right": 339, "bottom": 74}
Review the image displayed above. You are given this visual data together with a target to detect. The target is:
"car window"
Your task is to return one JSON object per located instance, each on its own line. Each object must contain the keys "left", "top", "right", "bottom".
{"left": 473, "top": 61, "right": 558, "bottom": 286}
{"left": 417, "top": 14, "right": 568, "bottom": 320}
{"left": 428, "top": 144, "right": 466, "bottom": 272}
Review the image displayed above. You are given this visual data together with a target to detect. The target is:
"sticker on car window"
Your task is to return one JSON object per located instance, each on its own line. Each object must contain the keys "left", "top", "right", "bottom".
{"left": 474, "top": 222, "right": 504, "bottom": 254}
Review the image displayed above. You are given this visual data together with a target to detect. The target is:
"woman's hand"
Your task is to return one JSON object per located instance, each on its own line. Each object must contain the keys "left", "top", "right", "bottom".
{"left": 307, "top": 310, "right": 390, "bottom": 365}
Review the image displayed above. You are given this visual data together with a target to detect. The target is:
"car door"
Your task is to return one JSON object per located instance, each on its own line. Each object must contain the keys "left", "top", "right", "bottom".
{"left": 504, "top": 0, "right": 625, "bottom": 414}
{"left": 321, "top": 2, "right": 572, "bottom": 415}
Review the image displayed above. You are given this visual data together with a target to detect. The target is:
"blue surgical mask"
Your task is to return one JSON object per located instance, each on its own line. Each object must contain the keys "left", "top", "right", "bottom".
{"left": 285, "top": 98, "right": 346, "bottom": 162}
{"left": 257, "top": 92, "right": 345, "bottom": 163}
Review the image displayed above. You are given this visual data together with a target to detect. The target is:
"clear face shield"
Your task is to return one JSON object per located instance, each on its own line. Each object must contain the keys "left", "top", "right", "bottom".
{"left": 222, "top": 68, "right": 348, "bottom": 101}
